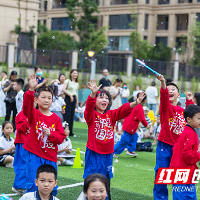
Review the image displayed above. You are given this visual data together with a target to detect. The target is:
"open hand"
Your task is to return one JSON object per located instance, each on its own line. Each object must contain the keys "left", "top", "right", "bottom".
{"left": 136, "top": 91, "right": 146, "bottom": 104}
{"left": 65, "top": 147, "right": 71, "bottom": 154}
{"left": 43, "top": 78, "right": 49, "bottom": 84}
{"left": 88, "top": 79, "right": 102, "bottom": 95}
{"left": 29, "top": 74, "right": 38, "bottom": 91}
{"left": 186, "top": 92, "right": 193, "bottom": 101}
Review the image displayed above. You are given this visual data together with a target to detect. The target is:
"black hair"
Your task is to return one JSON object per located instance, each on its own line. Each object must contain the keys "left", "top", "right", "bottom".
{"left": 2, "top": 121, "right": 14, "bottom": 135}
{"left": 69, "top": 69, "right": 79, "bottom": 82}
{"left": 184, "top": 104, "right": 200, "bottom": 122}
{"left": 165, "top": 78, "right": 173, "bottom": 85}
{"left": 194, "top": 93, "right": 200, "bottom": 107}
{"left": 137, "top": 92, "right": 146, "bottom": 103}
{"left": 113, "top": 77, "right": 122, "bottom": 86}
{"left": 35, "top": 86, "right": 53, "bottom": 98}
{"left": 122, "top": 83, "right": 127, "bottom": 87}
{"left": 58, "top": 73, "right": 66, "bottom": 82}
{"left": 10, "top": 71, "right": 17, "bottom": 80}
{"left": 14, "top": 78, "right": 24, "bottom": 89}
{"left": 36, "top": 164, "right": 57, "bottom": 180}
{"left": 166, "top": 82, "right": 179, "bottom": 93}
{"left": 102, "top": 68, "right": 108, "bottom": 73}
{"left": 83, "top": 173, "right": 108, "bottom": 194}
{"left": 151, "top": 81, "right": 156, "bottom": 86}
{"left": 48, "top": 85, "right": 58, "bottom": 100}
{"left": 95, "top": 89, "right": 111, "bottom": 113}
{"left": 35, "top": 67, "right": 41, "bottom": 73}
{"left": 1, "top": 71, "right": 7, "bottom": 75}
{"left": 177, "top": 101, "right": 182, "bottom": 107}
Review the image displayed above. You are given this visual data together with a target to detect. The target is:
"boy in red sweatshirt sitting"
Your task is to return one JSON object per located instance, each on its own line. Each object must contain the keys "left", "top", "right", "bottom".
{"left": 153, "top": 74, "right": 193, "bottom": 200}
{"left": 170, "top": 104, "right": 200, "bottom": 200}
{"left": 23, "top": 74, "right": 66, "bottom": 195}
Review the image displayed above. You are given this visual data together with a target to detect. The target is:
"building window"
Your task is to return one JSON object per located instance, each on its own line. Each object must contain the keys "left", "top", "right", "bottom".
{"left": 157, "top": 15, "right": 169, "bottom": 30}
{"left": 44, "top": 1, "right": 48, "bottom": 11}
{"left": 156, "top": 37, "right": 168, "bottom": 47}
{"left": 177, "top": 14, "right": 188, "bottom": 31}
{"left": 158, "top": 0, "right": 170, "bottom": 4}
{"left": 198, "top": 0, "right": 200, "bottom": 2}
{"left": 178, "top": 0, "right": 192, "bottom": 3}
{"left": 144, "top": 36, "right": 148, "bottom": 40}
{"left": 144, "top": 14, "right": 149, "bottom": 30}
{"left": 44, "top": 20, "right": 46, "bottom": 25}
{"left": 196, "top": 13, "right": 200, "bottom": 22}
{"left": 146, "top": 0, "right": 149, "bottom": 3}
{"left": 109, "top": 14, "right": 136, "bottom": 30}
{"left": 110, "top": 0, "right": 138, "bottom": 5}
{"left": 52, "top": 18, "right": 72, "bottom": 31}
{"left": 108, "top": 36, "right": 131, "bottom": 51}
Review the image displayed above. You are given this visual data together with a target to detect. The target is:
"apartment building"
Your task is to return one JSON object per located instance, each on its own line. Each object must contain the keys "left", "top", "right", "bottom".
{"left": 38, "top": 0, "right": 200, "bottom": 55}
{"left": 0, "top": 0, "right": 39, "bottom": 48}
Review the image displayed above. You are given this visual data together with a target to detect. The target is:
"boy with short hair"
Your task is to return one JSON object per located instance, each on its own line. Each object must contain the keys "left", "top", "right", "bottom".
{"left": 13, "top": 78, "right": 24, "bottom": 114}
{"left": 170, "top": 104, "right": 200, "bottom": 199}
{"left": 153, "top": 74, "right": 193, "bottom": 200}
{"left": 19, "top": 164, "right": 59, "bottom": 200}
{"left": 23, "top": 74, "right": 66, "bottom": 195}
{"left": 114, "top": 92, "right": 148, "bottom": 157}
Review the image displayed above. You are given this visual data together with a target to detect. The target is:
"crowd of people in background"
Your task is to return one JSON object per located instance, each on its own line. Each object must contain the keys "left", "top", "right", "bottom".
{"left": 1, "top": 66, "right": 200, "bottom": 200}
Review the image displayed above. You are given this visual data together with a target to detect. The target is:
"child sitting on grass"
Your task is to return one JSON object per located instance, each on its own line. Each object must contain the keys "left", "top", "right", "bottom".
{"left": 170, "top": 104, "right": 200, "bottom": 200}
{"left": 0, "top": 121, "right": 15, "bottom": 168}
{"left": 23, "top": 74, "right": 66, "bottom": 195}
{"left": 19, "top": 164, "right": 59, "bottom": 200}
{"left": 57, "top": 121, "right": 75, "bottom": 166}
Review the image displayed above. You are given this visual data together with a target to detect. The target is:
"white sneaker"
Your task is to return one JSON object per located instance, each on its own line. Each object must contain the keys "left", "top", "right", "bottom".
{"left": 57, "top": 161, "right": 61, "bottom": 166}
{"left": 126, "top": 151, "right": 138, "bottom": 157}
{"left": 5, "top": 161, "right": 13, "bottom": 168}
{"left": 113, "top": 154, "right": 118, "bottom": 158}
{"left": 12, "top": 187, "right": 25, "bottom": 195}
{"left": 79, "top": 118, "right": 85, "bottom": 123}
{"left": 124, "top": 148, "right": 128, "bottom": 151}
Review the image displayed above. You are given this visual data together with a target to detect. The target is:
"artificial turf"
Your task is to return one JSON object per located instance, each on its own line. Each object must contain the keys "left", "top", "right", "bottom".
{"left": 0, "top": 120, "right": 200, "bottom": 200}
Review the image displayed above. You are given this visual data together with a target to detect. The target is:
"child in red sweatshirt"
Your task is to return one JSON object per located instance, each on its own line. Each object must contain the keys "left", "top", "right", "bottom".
{"left": 83, "top": 80, "right": 145, "bottom": 199}
{"left": 114, "top": 92, "right": 148, "bottom": 157}
{"left": 153, "top": 74, "right": 193, "bottom": 200}
{"left": 170, "top": 104, "right": 200, "bottom": 199}
{"left": 23, "top": 74, "right": 66, "bottom": 195}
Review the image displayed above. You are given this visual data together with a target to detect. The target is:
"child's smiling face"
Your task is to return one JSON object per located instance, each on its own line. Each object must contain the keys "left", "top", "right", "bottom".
{"left": 167, "top": 85, "right": 180, "bottom": 104}
{"left": 96, "top": 93, "right": 109, "bottom": 113}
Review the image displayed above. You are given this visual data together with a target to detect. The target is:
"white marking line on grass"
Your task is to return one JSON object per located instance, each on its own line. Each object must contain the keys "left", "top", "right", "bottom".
{"left": 72, "top": 148, "right": 85, "bottom": 154}
{"left": 0, "top": 182, "right": 84, "bottom": 197}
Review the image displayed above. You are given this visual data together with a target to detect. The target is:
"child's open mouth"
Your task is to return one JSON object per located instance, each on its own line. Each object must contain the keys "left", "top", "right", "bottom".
{"left": 169, "top": 94, "right": 174, "bottom": 98}
{"left": 102, "top": 103, "right": 106, "bottom": 107}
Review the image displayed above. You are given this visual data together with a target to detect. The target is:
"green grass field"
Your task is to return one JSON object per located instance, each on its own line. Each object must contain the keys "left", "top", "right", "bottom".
{"left": 0, "top": 120, "right": 200, "bottom": 200}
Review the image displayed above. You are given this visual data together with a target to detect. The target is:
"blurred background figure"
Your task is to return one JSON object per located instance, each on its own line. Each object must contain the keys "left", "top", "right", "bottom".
{"left": 0, "top": 71, "right": 8, "bottom": 117}
{"left": 121, "top": 83, "right": 130, "bottom": 105}
{"left": 133, "top": 85, "right": 142, "bottom": 101}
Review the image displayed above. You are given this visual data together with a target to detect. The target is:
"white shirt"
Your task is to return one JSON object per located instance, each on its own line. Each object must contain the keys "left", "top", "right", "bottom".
{"left": 19, "top": 191, "right": 59, "bottom": 200}
{"left": 0, "top": 135, "right": 14, "bottom": 151}
{"left": 50, "top": 96, "right": 65, "bottom": 112}
{"left": 15, "top": 90, "right": 24, "bottom": 113}
{"left": 57, "top": 138, "right": 72, "bottom": 157}
{"left": 121, "top": 88, "right": 130, "bottom": 98}
{"left": 145, "top": 86, "right": 158, "bottom": 104}
{"left": 137, "top": 128, "right": 144, "bottom": 143}
{"left": 58, "top": 84, "right": 64, "bottom": 96}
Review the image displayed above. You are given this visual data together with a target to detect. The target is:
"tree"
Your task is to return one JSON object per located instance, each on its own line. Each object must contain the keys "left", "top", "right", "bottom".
{"left": 37, "top": 30, "right": 77, "bottom": 51}
{"left": 65, "top": 0, "right": 107, "bottom": 53}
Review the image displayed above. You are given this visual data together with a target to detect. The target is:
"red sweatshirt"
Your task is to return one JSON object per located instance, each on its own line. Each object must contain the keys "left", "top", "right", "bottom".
{"left": 23, "top": 90, "right": 66, "bottom": 162}
{"left": 158, "top": 87, "right": 193, "bottom": 146}
{"left": 170, "top": 125, "right": 200, "bottom": 170}
{"left": 122, "top": 104, "right": 148, "bottom": 134}
{"left": 84, "top": 95, "right": 133, "bottom": 154}
{"left": 14, "top": 110, "right": 30, "bottom": 144}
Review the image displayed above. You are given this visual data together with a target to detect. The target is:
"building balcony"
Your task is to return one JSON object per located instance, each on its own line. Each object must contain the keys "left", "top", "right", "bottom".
{"left": 110, "top": 0, "right": 137, "bottom": 5}
{"left": 157, "top": 15, "right": 169, "bottom": 30}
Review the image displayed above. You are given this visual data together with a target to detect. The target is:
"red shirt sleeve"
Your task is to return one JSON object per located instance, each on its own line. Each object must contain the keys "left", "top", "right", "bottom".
{"left": 15, "top": 111, "right": 30, "bottom": 134}
{"left": 23, "top": 90, "right": 35, "bottom": 125}
{"left": 84, "top": 95, "right": 96, "bottom": 126}
{"left": 182, "top": 134, "right": 200, "bottom": 165}
{"left": 160, "top": 87, "right": 170, "bottom": 114}
{"left": 185, "top": 99, "right": 194, "bottom": 107}
{"left": 110, "top": 103, "right": 132, "bottom": 124}
{"left": 137, "top": 105, "right": 148, "bottom": 127}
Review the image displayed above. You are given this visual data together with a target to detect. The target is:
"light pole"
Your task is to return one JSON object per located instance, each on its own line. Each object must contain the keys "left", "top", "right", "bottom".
{"left": 87, "top": 50, "right": 96, "bottom": 81}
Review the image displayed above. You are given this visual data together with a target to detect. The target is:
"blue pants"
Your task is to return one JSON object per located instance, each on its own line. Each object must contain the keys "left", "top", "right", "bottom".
{"left": 121, "top": 97, "right": 128, "bottom": 105}
{"left": 114, "top": 131, "right": 138, "bottom": 154}
{"left": 13, "top": 143, "right": 28, "bottom": 189}
{"left": 25, "top": 151, "right": 58, "bottom": 196}
{"left": 172, "top": 184, "right": 197, "bottom": 200}
{"left": 83, "top": 148, "right": 113, "bottom": 180}
{"left": 148, "top": 104, "right": 157, "bottom": 115}
{"left": 153, "top": 141, "right": 173, "bottom": 200}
